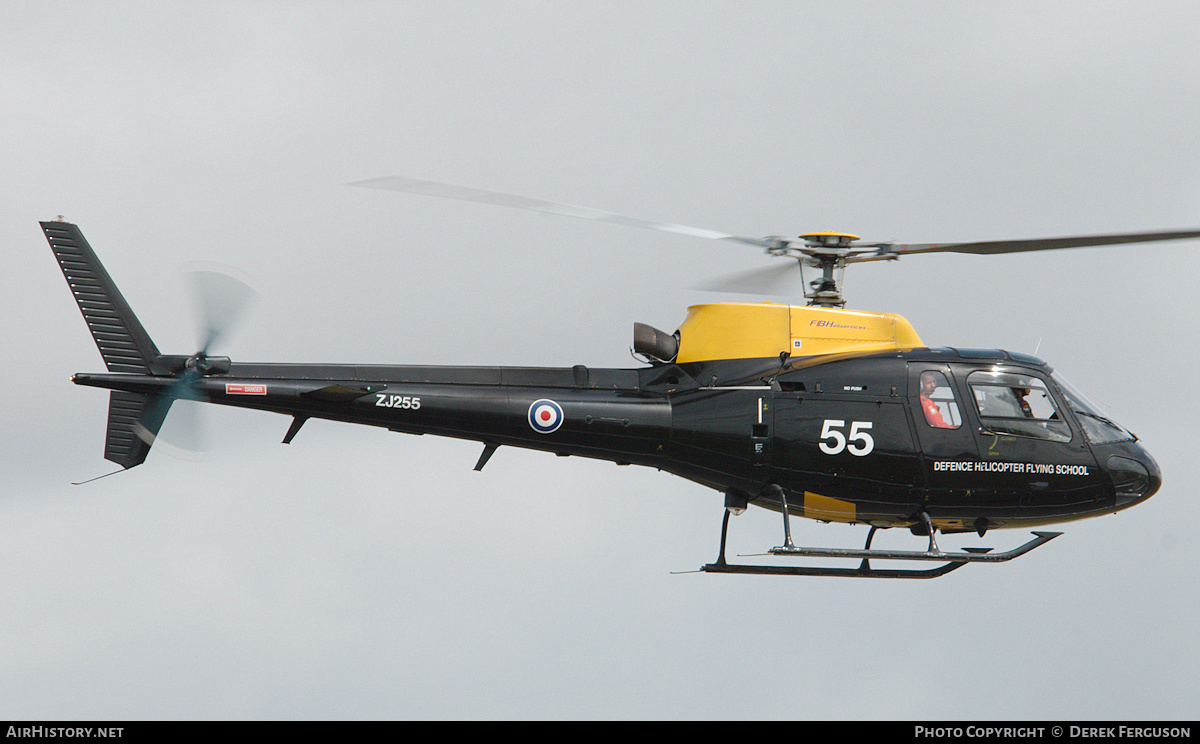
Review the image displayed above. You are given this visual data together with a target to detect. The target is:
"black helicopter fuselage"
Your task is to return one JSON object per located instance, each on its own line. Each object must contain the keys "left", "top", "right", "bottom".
{"left": 72, "top": 346, "right": 1160, "bottom": 533}
{"left": 46, "top": 216, "right": 1161, "bottom": 564}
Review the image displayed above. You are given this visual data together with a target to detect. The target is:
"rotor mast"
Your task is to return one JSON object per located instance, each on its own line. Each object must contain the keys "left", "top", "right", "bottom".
{"left": 794, "top": 232, "right": 860, "bottom": 308}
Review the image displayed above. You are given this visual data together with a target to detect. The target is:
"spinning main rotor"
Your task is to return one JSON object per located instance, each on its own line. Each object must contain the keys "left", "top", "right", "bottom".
{"left": 351, "top": 176, "right": 1200, "bottom": 307}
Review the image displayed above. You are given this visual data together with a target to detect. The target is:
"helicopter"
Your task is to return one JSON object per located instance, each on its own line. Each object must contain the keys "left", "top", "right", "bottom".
{"left": 43, "top": 178, "right": 1195, "bottom": 578}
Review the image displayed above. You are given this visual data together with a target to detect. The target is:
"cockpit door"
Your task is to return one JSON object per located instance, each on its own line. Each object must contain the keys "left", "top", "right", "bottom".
{"left": 962, "top": 366, "right": 1102, "bottom": 517}
{"left": 909, "top": 365, "right": 975, "bottom": 461}
{"left": 908, "top": 364, "right": 993, "bottom": 521}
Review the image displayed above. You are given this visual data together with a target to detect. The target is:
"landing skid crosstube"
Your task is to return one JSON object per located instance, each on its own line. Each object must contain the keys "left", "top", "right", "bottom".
{"left": 699, "top": 497, "right": 1063, "bottom": 579}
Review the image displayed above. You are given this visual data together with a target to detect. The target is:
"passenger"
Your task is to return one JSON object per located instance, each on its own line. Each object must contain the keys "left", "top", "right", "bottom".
{"left": 920, "top": 372, "right": 954, "bottom": 428}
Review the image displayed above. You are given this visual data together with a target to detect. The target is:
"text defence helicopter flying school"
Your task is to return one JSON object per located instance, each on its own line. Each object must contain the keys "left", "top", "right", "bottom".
{"left": 44, "top": 178, "right": 1193, "bottom": 578}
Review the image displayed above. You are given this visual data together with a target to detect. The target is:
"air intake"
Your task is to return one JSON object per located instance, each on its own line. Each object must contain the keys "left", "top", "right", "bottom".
{"left": 633, "top": 322, "right": 679, "bottom": 363}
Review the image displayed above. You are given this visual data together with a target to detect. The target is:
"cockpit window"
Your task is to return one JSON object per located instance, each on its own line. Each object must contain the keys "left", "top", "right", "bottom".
{"left": 1051, "top": 371, "right": 1135, "bottom": 444}
{"left": 918, "top": 370, "right": 961, "bottom": 429}
{"left": 967, "top": 370, "right": 1071, "bottom": 443}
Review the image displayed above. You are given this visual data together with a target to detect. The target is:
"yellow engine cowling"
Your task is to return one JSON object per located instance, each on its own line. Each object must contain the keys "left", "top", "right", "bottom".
{"left": 674, "top": 302, "right": 923, "bottom": 364}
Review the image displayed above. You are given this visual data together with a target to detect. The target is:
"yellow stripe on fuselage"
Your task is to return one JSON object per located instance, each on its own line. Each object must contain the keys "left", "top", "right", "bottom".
{"left": 803, "top": 491, "right": 857, "bottom": 523}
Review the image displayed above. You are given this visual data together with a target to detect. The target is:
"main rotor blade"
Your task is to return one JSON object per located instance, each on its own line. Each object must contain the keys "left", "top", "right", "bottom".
{"left": 349, "top": 176, "right": 771, "bottom": 248}
{"left": 888, "top": 229, "right": 1200, "bottom": 257}
{"left": 693, "top": 261, "right": 801, "bottom": 295}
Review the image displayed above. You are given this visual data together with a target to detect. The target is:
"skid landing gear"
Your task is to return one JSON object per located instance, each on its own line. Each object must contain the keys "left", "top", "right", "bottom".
{"left": 700, "top": 488, "right": 1062, "bottom": 579}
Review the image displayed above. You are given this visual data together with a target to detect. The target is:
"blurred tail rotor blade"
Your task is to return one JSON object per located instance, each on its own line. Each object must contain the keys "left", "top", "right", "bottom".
{"left": 151, "top": 399, "right": 210, "bottom": 461}
{"left": 134, "top": 397, "right": 209, "bottom": 462}
{"left": 692, "top": 261, "right": 801, "bottom": 296}
{"left": 183, "top": 261, "right": 260, "bottom": 353}
{"left": 131, "top": 368, "right": 206, "bottom": 453}
{"left": 128, "top": 262, "right": 259, "bottom": 462}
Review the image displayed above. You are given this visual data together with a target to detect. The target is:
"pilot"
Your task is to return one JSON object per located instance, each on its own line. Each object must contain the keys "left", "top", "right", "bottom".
{"left": 1014, "top": 387, "right": 1034, "bottom": 418}
{"left": 920, "top": 372, "right": 954, "bottom": 429}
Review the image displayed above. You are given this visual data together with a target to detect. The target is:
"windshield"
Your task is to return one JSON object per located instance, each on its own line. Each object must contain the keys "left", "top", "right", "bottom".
{"left": 1051, "top": 371, "right": 1135, "bottom": 445}
{"left": 967, "top": 370, "right": 1071, "bottom": 442}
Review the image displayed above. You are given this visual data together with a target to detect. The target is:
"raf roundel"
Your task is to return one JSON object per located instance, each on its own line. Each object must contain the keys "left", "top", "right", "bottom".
{"left": 528, "top": 399, "right": 564, "bottom": 434}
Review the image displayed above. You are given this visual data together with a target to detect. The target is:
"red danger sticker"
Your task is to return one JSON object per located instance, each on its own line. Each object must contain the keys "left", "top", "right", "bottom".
{"left": 226, "top": 383, "right": 267, "bottom": 395}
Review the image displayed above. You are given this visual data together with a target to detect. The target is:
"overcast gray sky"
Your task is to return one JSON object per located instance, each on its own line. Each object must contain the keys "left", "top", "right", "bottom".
{"left": 2, "top": 1, "right": 1198, "bottom": 720}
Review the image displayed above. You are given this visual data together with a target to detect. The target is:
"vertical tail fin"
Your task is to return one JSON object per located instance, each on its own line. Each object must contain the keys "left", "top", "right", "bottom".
{"left": 104, "top": 391, "right": 171, "bottom": 469}
{"left": 42, "top": 220, "right": 160, "bottom": 373}
{"left": 43, "top": 220, "right": 169, "bottom": 468}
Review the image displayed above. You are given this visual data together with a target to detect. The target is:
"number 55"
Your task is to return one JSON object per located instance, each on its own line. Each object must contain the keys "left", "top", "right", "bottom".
{"left": 819, "top": 419, "right": 874, "bottom": 456}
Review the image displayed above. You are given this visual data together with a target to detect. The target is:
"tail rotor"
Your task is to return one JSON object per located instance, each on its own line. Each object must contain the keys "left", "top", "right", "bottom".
{"left": 132, "top": 263, "right": 260, "bottom": 454}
